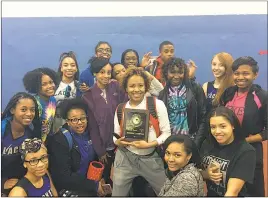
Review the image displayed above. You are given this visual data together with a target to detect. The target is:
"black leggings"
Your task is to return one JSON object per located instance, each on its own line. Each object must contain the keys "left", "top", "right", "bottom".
{"left": 103, "top": 149, "right": 115, "bottom": 187}
{"left": 246, "top": 163, "right": 265, "bottom": 197}
{"left": 130, "top": 176, "right": 157, "bottom": 197}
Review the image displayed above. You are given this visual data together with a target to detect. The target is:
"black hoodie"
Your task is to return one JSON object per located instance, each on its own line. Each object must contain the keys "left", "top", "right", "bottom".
{"left": 220, "top": 84, "right": 268, "bottom": 164}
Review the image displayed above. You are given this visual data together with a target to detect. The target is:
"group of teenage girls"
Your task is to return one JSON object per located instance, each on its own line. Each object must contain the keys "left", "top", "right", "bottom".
{"left": 1, "top": 40, "right": 267, "bottom": 197}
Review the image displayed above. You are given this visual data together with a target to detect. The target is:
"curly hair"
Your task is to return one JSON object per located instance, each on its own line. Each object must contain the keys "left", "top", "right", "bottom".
{"left": 57, "top": 51, "right": 80, "bottom": 81}
{"left": 162, "top": 57, "right": 189, "bottom": 85}
{"left": 232, "top": 56, "right": 259, "bottom": 73}
{"left": 121, "top": 49, "right": 140, "bottom": 67}
{"left": 59, "top": 98, "right": 88, "bottom": 119}
{"left": 2, "top": 92, "right": 41, "bottom": 138}
{"left": 23, "top": 67, "right": 59, "bottom": 94}
{"left": 122, "top": 67, "right": 150, "bottom": 93}
{"left": 19, "top": 138, "right": 47, "bottom": 160}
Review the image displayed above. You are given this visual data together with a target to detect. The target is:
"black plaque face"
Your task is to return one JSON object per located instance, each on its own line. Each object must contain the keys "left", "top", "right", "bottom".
{"left": 123, "top": 108, "right": 149, "bottom": 142}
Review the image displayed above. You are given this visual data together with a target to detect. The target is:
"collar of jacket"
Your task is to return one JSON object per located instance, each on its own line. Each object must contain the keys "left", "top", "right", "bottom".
{"left": 225, "top": 84, "right": 262, "bottom": 96}
{"left": 163, "top": 81, "right": 196, "bottom": 104}
{"left": 156, "top": 56, "right": 164, "bottom": 67}
{"left": 166, "top": 163, "right": 196, "bottom": 181}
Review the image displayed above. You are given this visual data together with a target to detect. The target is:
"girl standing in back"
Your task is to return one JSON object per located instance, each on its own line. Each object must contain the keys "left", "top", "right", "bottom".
{"left": 202, "top": 52, "right": 234, "bottom": 113}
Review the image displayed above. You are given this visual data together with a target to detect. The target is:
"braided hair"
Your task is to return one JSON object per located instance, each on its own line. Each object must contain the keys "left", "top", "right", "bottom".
{"left": 2, "top": 92, "right": 41, "bottom": 138}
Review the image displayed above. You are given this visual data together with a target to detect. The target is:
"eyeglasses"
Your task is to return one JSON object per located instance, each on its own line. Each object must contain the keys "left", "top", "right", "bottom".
{"left": 67, "top": 116, "right": 88, "bottom": 124}
{"left": 65, "top": 85, "right": 71, "bottom": 98}
{"left": 25, "top": 154, "right": 49, "bottom": 166}
{"left": 96, "top": 48, "right": 111, "bottom": 53}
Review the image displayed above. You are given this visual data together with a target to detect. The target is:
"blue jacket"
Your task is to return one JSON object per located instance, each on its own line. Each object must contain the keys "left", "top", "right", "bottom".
{"left": 79, "top": 67, "right": 95, "bottom": 88}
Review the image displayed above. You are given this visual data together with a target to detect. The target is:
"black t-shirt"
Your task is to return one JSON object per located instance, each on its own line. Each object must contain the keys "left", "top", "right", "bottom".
{"left": 200, "top": 140, "right": 256, "bottom": 196}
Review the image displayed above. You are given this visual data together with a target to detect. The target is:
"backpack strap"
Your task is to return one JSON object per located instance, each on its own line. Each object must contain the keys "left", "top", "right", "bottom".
{"left": 1, "top": 120, "right": 7, "bottom": 137}
{"left": 146, "top": 96, "right": 160, "bottom": 137}
{"left": 117, "top": 103, "right": 126, "bottom": 137}
{"left": 1, "top": 117, "right": 12, "bottom": 137}
{"left": 61, "top": 128, "right": 73, "bottom": 151}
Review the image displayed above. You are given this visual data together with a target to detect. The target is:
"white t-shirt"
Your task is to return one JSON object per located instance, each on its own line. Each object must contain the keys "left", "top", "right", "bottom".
{"left": 113, "top": 96, "right": 171, "bottom": 155}
{"left": 54, "top": 81, "right": 77, "bottom": 104}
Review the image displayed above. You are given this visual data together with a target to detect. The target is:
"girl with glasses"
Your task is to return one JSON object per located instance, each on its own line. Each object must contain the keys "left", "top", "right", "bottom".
{"left": 1, "top": 92, "right": 41, "bottom": 196}
{"left": 79, "top": 41, "right": 113, "bottom": 91}
{"left": 47, "top": 98, "right": 106, "bottom": 197}
{"left": 9, "top": 138, "right": 57, "bottom": 197}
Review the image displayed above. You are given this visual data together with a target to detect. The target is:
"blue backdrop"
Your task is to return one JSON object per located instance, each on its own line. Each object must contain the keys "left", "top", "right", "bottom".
{"left": 2, "top": 15, "right": 267, "bottom": 109}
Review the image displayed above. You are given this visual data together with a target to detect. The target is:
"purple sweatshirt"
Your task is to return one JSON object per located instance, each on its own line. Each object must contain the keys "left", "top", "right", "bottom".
{"left": 82, "top": 80, "right": 126, "bottom": 157}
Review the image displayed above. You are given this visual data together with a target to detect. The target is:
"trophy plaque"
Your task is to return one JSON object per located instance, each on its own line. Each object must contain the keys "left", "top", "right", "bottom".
{"left": 123, "top": 108, "right": 149, "bottom": 141}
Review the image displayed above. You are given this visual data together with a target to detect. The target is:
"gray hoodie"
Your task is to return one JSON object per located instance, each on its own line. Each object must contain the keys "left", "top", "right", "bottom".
{"left": 159, "top": 163, "right": 205, "bottom": 197}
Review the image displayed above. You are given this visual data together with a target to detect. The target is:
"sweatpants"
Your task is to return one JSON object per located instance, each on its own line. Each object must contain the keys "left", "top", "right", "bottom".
{"left": 112, "top": 148, "right": 166, "bottom": 196}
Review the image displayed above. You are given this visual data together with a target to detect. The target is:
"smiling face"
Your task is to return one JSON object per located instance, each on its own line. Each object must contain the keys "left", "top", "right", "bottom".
{"left": 67, "top": 108, "right": 87, "bottom": 134}
{"left": 61, "top": 57, "right": 78, "bottom": 79}
{"left": 95, "top": 63, "right": 112, "bottom": 88}
{"left": 24, "top": 147, "right": 48, "bottom": 177}
{"left": 124, "top": 51, "right": 138, "bottom": 68}
{"left": 39, "top": 75, "right": 55, "bottom": 99}
{"left": 95, "top": 43, "right": 112, "bottom": 59}
{"left": 126, "top": 75, "right": 146, "bottom": 105}
{"left": 210, "top": 116, "right": 235, "bottom": 145}
{"left": 164, "top": 142, "right": 192, "bottom": 172}
{"left": 10, "top": 98, "right": 36, "bottom": 127}
{"left": 211, "top": 55, "right": 226, "bottom": 79}
{"left": 233, "top": 64, "right": 258, "bottom": 91}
